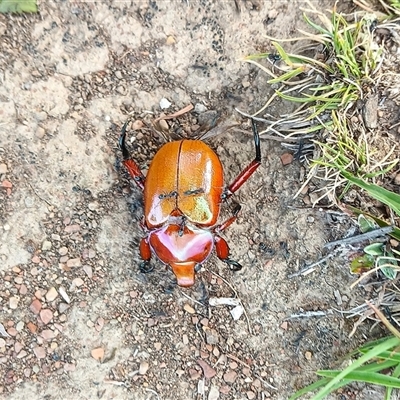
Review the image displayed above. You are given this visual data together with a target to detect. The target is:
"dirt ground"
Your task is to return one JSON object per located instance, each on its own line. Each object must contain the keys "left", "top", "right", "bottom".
{"left": 0, "top": 1, "right": 393, "bottom": 399}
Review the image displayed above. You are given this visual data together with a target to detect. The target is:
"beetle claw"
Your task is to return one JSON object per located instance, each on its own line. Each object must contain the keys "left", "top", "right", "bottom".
{"left": 223, "top": 258, "right": 243, "bottom": 271}
{"left": 139, "top": 261, "right": 154, "bottom": 274}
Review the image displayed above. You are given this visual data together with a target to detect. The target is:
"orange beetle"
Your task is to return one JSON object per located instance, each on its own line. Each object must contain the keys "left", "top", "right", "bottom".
{"left": 119, "top": 119, "right": 261, "bottom": 287}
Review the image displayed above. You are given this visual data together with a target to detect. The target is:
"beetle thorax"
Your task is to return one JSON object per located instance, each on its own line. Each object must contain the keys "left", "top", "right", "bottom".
{"left": 148, "top": 223, "right": 214, "bottom": 286}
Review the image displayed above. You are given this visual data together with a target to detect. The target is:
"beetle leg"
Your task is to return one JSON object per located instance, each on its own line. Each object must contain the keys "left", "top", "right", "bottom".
{"left": 139, "top": 237, "right": 153, "bottom": 273}
{"left": 119, "top": 120, "right": 146, "bottom": 191}
{"left": 224, "top": 119, "right": 261, "bottom": 199}
{"left": 214, "top": 203, "right": 241, "bottom": 234}
{"left": 214, "top": 235, "right": 243, "bottom": 271}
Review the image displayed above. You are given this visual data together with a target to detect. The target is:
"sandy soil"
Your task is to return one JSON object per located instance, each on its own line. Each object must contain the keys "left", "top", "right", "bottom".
{"left": 0, "top": 1, "right": 387, "bottom": 399}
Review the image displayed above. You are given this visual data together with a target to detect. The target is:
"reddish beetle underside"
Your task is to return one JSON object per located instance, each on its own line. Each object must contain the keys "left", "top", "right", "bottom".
{"left": 119, "top": 119, "right": 261, "bottom": 287}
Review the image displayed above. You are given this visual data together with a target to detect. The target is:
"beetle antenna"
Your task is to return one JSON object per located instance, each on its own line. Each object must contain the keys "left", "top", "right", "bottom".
{"left": 119, "top": 120, "right": 131, "bottom": 160}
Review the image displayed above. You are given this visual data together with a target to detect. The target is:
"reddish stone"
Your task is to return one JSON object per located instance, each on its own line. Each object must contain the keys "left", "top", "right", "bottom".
{"left": 280, "top": 152, "right": 293, "bottom": 165}
{"left": 27, "top": 322, "right": 37, "bottom": 333}
{"left": 30, "top": 299, "right": 42, "bottom": 315}
{"left": 197, "top": 359, "right": 216, "bottom": 379}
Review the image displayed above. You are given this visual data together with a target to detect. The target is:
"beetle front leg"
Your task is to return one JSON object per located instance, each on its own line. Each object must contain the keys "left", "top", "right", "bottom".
{"left": 139, "top": 237, "right": 154, "bottom": 273}
{"left": 224, "top": 119, "right": 261, "bottom": 199}
{"left": 119, "top": 120, "right": 146, "bottom": 191}
{"left": 214, "top": 235, "right": 243, "bottom": 271}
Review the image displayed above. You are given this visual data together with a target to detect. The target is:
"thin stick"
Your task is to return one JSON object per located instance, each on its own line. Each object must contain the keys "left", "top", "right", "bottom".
{"left": 286, "top": 310, "right": 332, "bottom": 319}
{"left": 288, "top": 254, "right": 334, "bottom": 278}
{"left": 324, "top": 226, "right": 394, "bottom": 248}
{"left": 180, "top": 291, "right": 206, "bottom": 308}
{"left": 28, "top": 182, "right": 54, "bottom": 207}
{"left": 153, "top": 104, "right": 194, "bottom": 123}
{"left": 226, "top": 353, "right": 251, "bottom": 368}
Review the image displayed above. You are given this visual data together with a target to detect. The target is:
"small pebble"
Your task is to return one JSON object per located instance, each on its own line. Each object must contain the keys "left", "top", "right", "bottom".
{"left": 223, "top": 370, "right": 237, "bottom": 383}
{"left": 204, "top": 328, "right": 219, "bottom": 345}
{"left": 0, "top": 163, "right": 7, "bottom": 174}
{"left": 159, "top": 98, "right": 171, "bottom": 109}
{"left": 27, "top": 322, "right": 37, "bottom": 333}
{"left": 305, "top": 351, "right": 312, "bottom": 360}
{"left": 83, "top": 265, "right": 93, "bottom": 278}
{"left": 40, "top": 309, "right": 53, "bottom": 324}
{"left": 183, "top": 303, "right": 195, "bottom": 314}
{"left": 33, "top": 346, "right": 46, "bottom": 359}
{"left": 42, "top": 240, "right": 52, "bottom": 251}
{"left": 230, "top": 305, "right": 244, "bottom": 320}
{"left": 17, "top": 350, "right": 27, "bottom": 359}
{"left": 1, "top": 179, "right": 12, "bottom": 188}
{"left": 59, "top": 287, "right": 71, "bottom": 303}
{"left": 64, "top": 363, "right": 76, "bottom": 372}
{"left": 64, "top": 224, "right": 80, "bottom": 233}
{"left": 208, "top": 386, "right": 220, "bottom": 400}
{"left": 35, "top": 126, "right": 46, "bottom": 138}
{"left": 29, "top": 299, "right": 41, "bottom": 315}
{"left": 72, "top": 277, "right": 84, "bottom": 287}
{"left": 197, "top": 359, "right": 216, "bottom": 379}
{"left": 59, "top": 303, "right": 70, "bottom": 314}
{"left": 40, "top": 329, "right": 56, "bottom": 340}
{"left": 280, "top": 153, "right": 293, "bottom": 165}
{"left": 16, "top": 321, "right": 24, "bottom": 331}
{"left": 154, "top": 342, "right": 162, "bottom": 351}
{"left": 139, "top": 361, "right": 149, "bottom": 375}
{"left": 67, "top": 258, "right": 81, "bottom": 268}
{"left": 166, "top": 35, "right": 176, "bottom": 45}
{"left": 194, "top": 103, "right": 207, "bottom": 113}
{"left": 280, "top": 321, "right": 288, "bottom": 330}
{"left": 45, "top": 287, "right": 58, "bottom": 302}
{"left": 9, "top": 297, "right": 19, "bottom": 309}
{"left": 91, "top": 347, "right": 104, "bottom": 362}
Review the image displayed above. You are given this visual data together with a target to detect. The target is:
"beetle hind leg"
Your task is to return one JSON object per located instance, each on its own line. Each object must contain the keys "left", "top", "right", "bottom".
{"left": 214, "top": 235, "right": 243, "bottom": 272}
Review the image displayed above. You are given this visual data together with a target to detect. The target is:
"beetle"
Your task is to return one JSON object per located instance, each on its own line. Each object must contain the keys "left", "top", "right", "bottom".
{"left": 119, "top": 118, "right": 261, "bottom": 287}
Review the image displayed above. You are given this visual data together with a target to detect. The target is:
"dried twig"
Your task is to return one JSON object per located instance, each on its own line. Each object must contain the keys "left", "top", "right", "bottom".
{"left": 324, "top": 226, "right": 394, "bottom": 248}
{"left": 288, "top": 254, "right": 334, "bottom": 278}
{"left": 226, "top": 353, "right": 251, "bottom": 368}
{"left": 286, "top": 310, "right": 333, "bottom": 319}
{"left": 153, "top": 104, "right": 193, "bottom": 123}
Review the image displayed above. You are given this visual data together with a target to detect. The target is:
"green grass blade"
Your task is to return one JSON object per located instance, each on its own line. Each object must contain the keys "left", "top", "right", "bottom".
{"left": 0, "top": 0, "right": 37, "bottom": 13}
{"left": 288, "top": 377, "right": 332, "bottom": 400}
{"left": 359, "top": 350, "right": 400, "bottom": 363}
{"left": 340, "top": 169, "right": 400, "bottom": 217}
{"left": 385, "top": 363, "right": 400, "bottom": 400}
{"left": 312, "top": 336, "right": 400, "bottom": 399}
{"left": 317, "top": 370, "right": 400, "bottom": 388}
{"left": 356, "top": 359, "right": 400, "bottom": 372}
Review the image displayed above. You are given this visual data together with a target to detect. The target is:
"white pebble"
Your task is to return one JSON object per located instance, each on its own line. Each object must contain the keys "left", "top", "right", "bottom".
{"left": 159, "top": 98, "right": 171, "bottom": 109}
